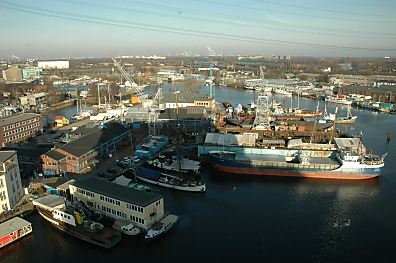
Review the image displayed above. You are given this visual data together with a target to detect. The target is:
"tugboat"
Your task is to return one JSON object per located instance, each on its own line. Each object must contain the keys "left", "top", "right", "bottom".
{"left": 33, "top": 195, "right": 121, "bottom": 248}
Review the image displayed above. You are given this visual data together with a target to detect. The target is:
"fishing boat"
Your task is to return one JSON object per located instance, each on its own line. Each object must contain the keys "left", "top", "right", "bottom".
{"left": 135, "top": 166, "right": 206, "bottom": 192}
{"left": 0, "top": 217, "right": 32, "bottom": 248}
{"left": 145, "top": 214, "right": 179, "bottom": 240}
{"left": 33, "top": 195, "right": 122, "bottom": 248}
{"left": 207, "top": 143, "right": 385, "bottom": 180}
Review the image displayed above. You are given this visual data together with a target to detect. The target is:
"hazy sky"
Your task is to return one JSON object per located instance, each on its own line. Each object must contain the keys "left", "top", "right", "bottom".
{"left": 0, "top": 0, "right": 395, "bottom": 58}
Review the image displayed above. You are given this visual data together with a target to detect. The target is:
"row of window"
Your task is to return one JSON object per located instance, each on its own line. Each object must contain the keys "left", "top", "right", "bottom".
{"left": 101, "top": 205, "right": 128, "bottom": 219}
{"left": 100, "top": 195, "right": 121, "bottom": 206}
{"left": 196, "top": 102, "right": 210, "bottom": 106}
{"left": 77, "top": 188, "right": 94, "bottom": 197}
{"left": 4, "top": 130, "right": 37, "bottom": 143}
{"left": 3, "top": 124, "right": 39, "bottom": 136}
{"left": 2, "top": 118, "right": 39, "bottom": 131}
{"left": 130, "top": 214, "right": 145, "bottom": 225}
{"left": 126, "top": 203, "right": 143, "bottom": 213}
{"left": 54, "top": 210, "right": 72, "bottom": 220}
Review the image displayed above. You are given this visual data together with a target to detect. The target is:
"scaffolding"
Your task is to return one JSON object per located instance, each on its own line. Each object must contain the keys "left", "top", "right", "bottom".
{"left": 253, "top": 95, "right": 271, "bottom": 130}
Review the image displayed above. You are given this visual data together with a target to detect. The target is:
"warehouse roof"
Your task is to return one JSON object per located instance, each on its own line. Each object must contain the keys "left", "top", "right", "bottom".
{"left": 60, "top": 125, "right": 130, "bottom": 157}
{"left": 43, "top": 150, "right": 66, "bottom": 161}
{"left": 73, "top": 178, "right": 162, "bottom": 207}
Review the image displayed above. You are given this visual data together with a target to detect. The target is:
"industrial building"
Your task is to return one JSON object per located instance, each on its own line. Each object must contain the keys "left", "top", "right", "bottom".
{"left": 37, "top": 60, "right": 69, "bottom": 69}
{"left": 41, "top": 124, "right": 131, "bottom": 175}
{"left": 69, "top": 178, "right": 164, "bottom": 230}
{"left": 19, "top": 92, "right": 48, "bottom": 106}
{"left": 160, "top": 92, "right": 216, "bottom": 111}
{"left": 22, "top": 68, "right": 42, "bottom": 80}
{"left": 0, "top": 113, "right": 43, "bottom": 149}
{"left": 0, "top": 151, "right": 24, "bottom": 214}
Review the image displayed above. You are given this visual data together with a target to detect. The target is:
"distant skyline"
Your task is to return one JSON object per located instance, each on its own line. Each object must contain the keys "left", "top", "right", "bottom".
{"left": 1, "top": 0, "right": 396, "bottom": 58}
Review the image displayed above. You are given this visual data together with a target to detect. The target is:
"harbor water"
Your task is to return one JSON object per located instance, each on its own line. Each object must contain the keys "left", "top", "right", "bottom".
{"left": 2, "top": 85, "right": 396, "bottom": 262}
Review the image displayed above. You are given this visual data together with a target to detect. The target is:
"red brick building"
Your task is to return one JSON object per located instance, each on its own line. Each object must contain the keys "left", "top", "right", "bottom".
{"left": 41, "top": 125, "right": 131, "bottom": 176}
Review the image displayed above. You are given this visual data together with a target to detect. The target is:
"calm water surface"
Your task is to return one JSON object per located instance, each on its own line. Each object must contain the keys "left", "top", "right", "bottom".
{"left": 2, "top": 85, "right": 396, "bottom": 263}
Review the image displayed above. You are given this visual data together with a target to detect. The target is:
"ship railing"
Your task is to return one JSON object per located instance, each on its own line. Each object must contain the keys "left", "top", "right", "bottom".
{"left": 249, "top": 160, "right": 339, "bottom": 170}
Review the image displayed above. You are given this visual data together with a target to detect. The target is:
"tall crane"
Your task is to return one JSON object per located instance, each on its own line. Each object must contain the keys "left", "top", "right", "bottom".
{"left": 112, "top": 57, "right": 161, "bottom": 135}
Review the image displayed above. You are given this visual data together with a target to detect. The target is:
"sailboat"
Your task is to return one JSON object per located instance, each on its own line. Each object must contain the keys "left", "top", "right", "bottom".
{"left": 335, "top": 106, "right": 357, "bottom": 124}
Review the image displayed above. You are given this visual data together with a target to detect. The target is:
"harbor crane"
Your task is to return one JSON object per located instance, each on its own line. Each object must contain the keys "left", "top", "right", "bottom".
{"left": 111, "top": 57, "right": 162, "bottom": 136}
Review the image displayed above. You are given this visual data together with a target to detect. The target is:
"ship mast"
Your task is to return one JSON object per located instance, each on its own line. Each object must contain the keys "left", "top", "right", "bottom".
{"left": 174, "top": 90, "right": 182, "bottom": 173}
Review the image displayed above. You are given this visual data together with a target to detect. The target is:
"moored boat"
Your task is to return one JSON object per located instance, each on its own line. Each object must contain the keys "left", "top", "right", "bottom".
{"left": 335, "top": 106, "right": 357, "bottom": 124}
{"left": 135, "top": 166, "right": 206, "bottom": 192}
{"left": 145, "top": 214, "right": 179, "bottom": 240}
{"left": 33, "top": 195, "right": 122, "bottom": 248}
{"left": 146, "top": 156, "right": 200, "bottom": 174}
{"left": 0, "top": 217, "right": 32, "bottom": 248}
{"left": 112, "top": 220, "right": 140, "bottom": 236}
{"left": 208, "top": 145, "right": 385, "bottom": 180}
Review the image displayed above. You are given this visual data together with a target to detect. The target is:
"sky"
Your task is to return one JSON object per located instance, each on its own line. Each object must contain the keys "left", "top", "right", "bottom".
{"left": 0, "top": 0, "right": 395, "bottom": 58}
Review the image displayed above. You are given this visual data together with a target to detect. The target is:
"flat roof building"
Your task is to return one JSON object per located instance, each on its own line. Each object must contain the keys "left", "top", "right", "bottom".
{"left": 0, "top": 113, "right": 43, "bottom": 149}
{"left": 69, "top": 178, "right": 164, "bottom": 230}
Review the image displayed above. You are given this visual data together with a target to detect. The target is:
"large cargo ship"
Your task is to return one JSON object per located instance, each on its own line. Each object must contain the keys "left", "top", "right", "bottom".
{"left": 208, "top": 148, "right": 385, "bottom": 180}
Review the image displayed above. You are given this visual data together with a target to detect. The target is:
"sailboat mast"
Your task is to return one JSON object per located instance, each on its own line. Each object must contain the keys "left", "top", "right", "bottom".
{"left": 175, "top": 91, "right": 182, "bottom": 173}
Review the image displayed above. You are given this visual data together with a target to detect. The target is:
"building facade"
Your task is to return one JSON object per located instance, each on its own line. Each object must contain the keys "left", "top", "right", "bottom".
{"left": 69, "top": 178, "right": 164, "bottom": 230}
{"left": 0, "top": 113, "right": 43, "bottom": 149}
{"left": 19, "top": 92, "right": 48, "bottom": 106}
{"left": 41, "top": 125, "right": 131, "bottom": 175}
{"left": 0, "top": 151, "right": 24, "bottom": 214}
{"left": 22, "top": 68, "right": 42, "bottom": 80}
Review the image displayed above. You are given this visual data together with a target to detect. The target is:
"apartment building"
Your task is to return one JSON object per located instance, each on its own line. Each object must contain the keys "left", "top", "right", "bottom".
{"left": 0, "top": 113, "right": 43, "bottom": 148}
{"left": 0, "top": 151, "right": 24, "bottom": 214}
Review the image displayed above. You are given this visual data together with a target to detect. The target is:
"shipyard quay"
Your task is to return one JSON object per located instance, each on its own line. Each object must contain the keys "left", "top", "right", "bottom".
{"left": 1, "top": 0, "right": 396, "bottom": 261}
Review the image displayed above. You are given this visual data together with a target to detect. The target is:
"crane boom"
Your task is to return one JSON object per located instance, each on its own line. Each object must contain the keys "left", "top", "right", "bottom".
{"left": 111, "top": 57, "right": 146, "bottom": 101}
